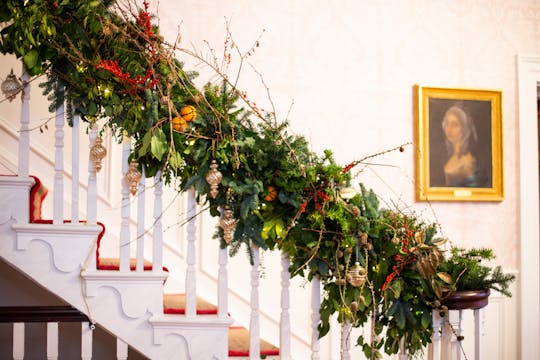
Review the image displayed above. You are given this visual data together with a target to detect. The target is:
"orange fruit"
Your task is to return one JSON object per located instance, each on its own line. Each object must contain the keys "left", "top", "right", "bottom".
{"left": 172, "top": 117, "right": 188, "bottom": 132}
{"left": 264, "top": 186, "right": 278, "bottom": 202}
{"left": 180, "top": 105, "right": 197, "bottom": 122}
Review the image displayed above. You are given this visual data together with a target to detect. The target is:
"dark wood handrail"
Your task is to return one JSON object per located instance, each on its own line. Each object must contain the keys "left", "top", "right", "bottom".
{"left": 0, "top": 306, "right": 90, "bottom": 323}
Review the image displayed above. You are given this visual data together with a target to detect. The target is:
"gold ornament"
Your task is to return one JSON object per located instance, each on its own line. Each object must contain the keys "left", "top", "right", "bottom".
{"left": 89, "top": 136, "right": 107, "bottom": 172}
{"left": 125, "top": 160, "right": 142, "bottom": 195}
{"left": 1, "top": 69, "right": 21, "bottom": 102}
{"left": 339, "top": 186, "right": 356, "bottom": 200}
{"left": 335, "top": 278, "right": 347, "bottom": 286}
{"left": 219, "top": 206, "right": 238, "bottom": 244}
{"left": 180, "top": 105, "right": 197, "bottom": 122}
{"left": 346, "top": 262, "right": 367, "bottom": 287}
{"left": 205, "top": 160, "right": 222, "bottom": 198}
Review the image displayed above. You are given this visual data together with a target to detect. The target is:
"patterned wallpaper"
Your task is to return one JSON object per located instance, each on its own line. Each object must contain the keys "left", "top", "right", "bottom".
{"left": 156, "top": 0, "right": 540, "bottom": 270}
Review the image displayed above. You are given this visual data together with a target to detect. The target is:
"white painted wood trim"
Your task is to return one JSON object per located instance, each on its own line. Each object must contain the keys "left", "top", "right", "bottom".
{"left": 249, "top": 244, "right": 261, "bottom": 360}
{"left": 474, "top": 309, "right": 484, "bottom": 360}
{"left": 18, "top": 66, "right": 30, "bottom": 178}
{"left": 218, "top": 245, "right": 228, "bottom": 319}
{"left": 398, "top": 337, "right": 408, "bottom": 360}
{"left": 119, "top": 136, "right": 131, "bottom": 272}
{"left": 516, "top": 54, "right": 540, "bottom": 360}
{"left": 185, "top": 188, "right": 197, "bottom": 318}
{"left": 311, "top": 275, "right": 321, "bottom": 360}
{"left": 47, "top": 322, "right": 59, "bottom": 360}
{"left": 441, "top": 311, "right": 452, "bottom": 360}
{"left": 71, "top": 114, "right": 80, "bottom": 223}
{"left": 13, "top": 322, "right": 24, "bottom": 360}
{"left": 116, "top": 338, "right": 128, "bottom": 360}
{"left": 53, "top": 97, "right": 65, "bottom": 225}
{"left": 152, "top": 172, "right": 163, "bottom": 272}
{"left": 136, "top": 167, "right": 145, "bottom": 272}
{"left": 429, "top": 311, "right": 443, "bottom": 360}
{"left": 340, "top": 321, "right": 351, "bottom": 360}
{"left": 81, "top": 322, "right": 93, "bottom": 360}
{"left": 279, "top": 252, "right": 292, "bottom": 360}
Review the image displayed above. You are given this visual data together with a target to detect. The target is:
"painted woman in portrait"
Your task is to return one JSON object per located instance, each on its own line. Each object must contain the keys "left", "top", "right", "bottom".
{"left": 441, "top": 105, "right": 488, "bottom": 187}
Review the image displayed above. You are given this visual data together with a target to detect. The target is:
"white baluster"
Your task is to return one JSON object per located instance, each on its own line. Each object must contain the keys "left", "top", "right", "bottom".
{"left": 218, "top": 245, "right": 228, "bottom": 319}
{"left": 474, "top": 308, "right": 484, "bottom": 360}
{"left": 136, "top": 166, "right": 146, "bottom": 272}
{"left": 18, "top": 67, "right": 30, "bottom": 179}
{"left": 71, "top": 113, "right": 80, "bottom": 223}
{"left": 340, "top": 321, "right": 351, "bottom": 360}
{"left": 85, "top": 125, "right": 98, "bottom": 271}
{"left": 453, "top": 310, "right": 463, "bottom": 360}
{"left": 13, "top": 322, "right": 24, "bottom": 360}
{"left": 249, "top": 244, "right": 261, "bottom": 360}
{"left": 441, "top": 310, "right": 452, "bottom": 360}
{"left": 119, "top": 136, "right": 131, "bottom": 272}
{"left": 398, "top": 337, "right": 408, "bottom": 360}
{"left": 280, "top": 252, "right": 292, "bottom": 360}
{"left": 116, "top": 338, "right": 128, "bottom": 360}
{"left": 53, "top": 93, "right": 65, "bottom": 225}
{"left": 47, "top": 322, "right": 59, "bottom": 360}
{"left": 81, "top": 322, "right": 93, "bottom": 360}
{"left": 428, "top": 310, "right": 443, "bottom": 360}
{"left": 311, "top": 275, "right": 321, "bottom": 360}
{"left": 152, "top": 171, "right": 163, "bottom": 272}
{"left": 185, "top": 188, "right": 197, "bottom": 318}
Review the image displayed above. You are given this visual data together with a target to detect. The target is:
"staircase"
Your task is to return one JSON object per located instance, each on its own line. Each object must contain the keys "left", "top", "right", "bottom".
{"left": 0, "top": 63, "right": 292, "bottom": 359}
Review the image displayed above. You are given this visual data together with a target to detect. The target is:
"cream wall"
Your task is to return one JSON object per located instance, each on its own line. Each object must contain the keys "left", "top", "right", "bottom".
{"left": 155, "top": 0, "right": 540, "bottom": 270}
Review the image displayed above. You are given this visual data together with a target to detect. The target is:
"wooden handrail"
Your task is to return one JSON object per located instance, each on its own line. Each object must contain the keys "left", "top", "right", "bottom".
{"left": 0, "top": 306, "right": 89, "bottom": 323}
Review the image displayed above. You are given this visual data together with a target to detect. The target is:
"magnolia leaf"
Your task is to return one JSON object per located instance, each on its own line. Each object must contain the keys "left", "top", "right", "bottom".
{"left": 437, "top": 272, "right": 454, "bottom": 284}
{"left": 150, "top": 129, "right": 167, "bottom": 161}
{"left": 169, "top": 151, "right": 184, "bottom": 170}
{"left": 23, "top": 49, "right": 38, "bottom": 70}
{"left": 432, "top": 238, "right": 448, "bottom": 246}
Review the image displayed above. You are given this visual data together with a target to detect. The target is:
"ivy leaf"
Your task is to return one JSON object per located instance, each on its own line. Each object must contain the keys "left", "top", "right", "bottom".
{"left": 150, "top": 128, "right": 167, "bottom": 161}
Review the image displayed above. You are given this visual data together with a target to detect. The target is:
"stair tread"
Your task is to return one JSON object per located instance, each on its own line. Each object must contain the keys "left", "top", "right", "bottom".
{"left": 228, "top": 327, "right": 279, "bottom": 357}
{"left": 163, "top": 293, "right": 218, "bottom": 315}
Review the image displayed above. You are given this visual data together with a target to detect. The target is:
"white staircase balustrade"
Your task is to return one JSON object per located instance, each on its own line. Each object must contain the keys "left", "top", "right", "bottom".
{"left": 340, "top": 320, "right": 351, "bottom": 360}
{"left": 218, "top": 242, "right": 228, "bottom": 319}
{"left": 185, "top": 188, "right": 197, "bottom": 318}
{"left": 398, "top": 337, "right": 408, "bottom": 360}
{"left": 136, "top": 166, "right": 146, "bottom": 272}
{"left": 71, "top": 113, "right": 80, "bottom": 223}
{"left": 152, "top": 171, "right": 163, "bottom": 273}
{"left": 429, "top": 310, "right": 443, "bottom": 360}
{"left": 81, "top": 322, "right": 93, "bottom": 360}
{"left": 117, "top": 338, "right": 128, "bottom": 360}
{"left": 311, "top": 275, "right": 321, "bottom": 360}
{"left": 18, "top": 66, "right": 30, "bottom": 179}
{"left": 249, "top": 244, "right": 261, "bottom": 360}
{"left": 119, "top": 135, "right": 131, "bottom": 272}
{"left": 86, "top": 124, "right": 98, "bottom": 271}
{"left": 47, "top": 322, "right": 59, "bottom": 360}
{"left": 280, "top": 252, "right": 292, "bottom": 360}
{"left": 13, "top": 322, "right": 24, "bottom": 360}
{"left": 474, "top": 308, "right": 484, "bottom": 360}
{"left": 53, "top": 95, "right": 64, "bottom": 225}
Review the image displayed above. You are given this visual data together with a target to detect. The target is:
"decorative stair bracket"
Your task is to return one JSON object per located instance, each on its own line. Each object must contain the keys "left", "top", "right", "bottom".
{"left": 81, "top": 270, "right": 168, "bottom": 318}
{"left": 149, "top": 315, "right": 233, "bottom": 360}
{"left": 12, "top": 223, "right": 101, "bottom": 273}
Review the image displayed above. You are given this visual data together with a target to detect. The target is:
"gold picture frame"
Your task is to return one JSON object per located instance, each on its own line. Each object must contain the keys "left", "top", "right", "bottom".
{"left": 414, "top": 85, "right": 503, "bottom": 201}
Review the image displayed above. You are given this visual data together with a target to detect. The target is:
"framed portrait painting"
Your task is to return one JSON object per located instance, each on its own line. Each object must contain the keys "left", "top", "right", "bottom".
{"left": 414, "top": 85, "right": 503, "bottom": 201}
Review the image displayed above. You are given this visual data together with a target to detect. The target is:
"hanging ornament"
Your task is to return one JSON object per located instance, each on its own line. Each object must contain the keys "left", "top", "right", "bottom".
{"left": 219, "top": 206, "right": 238, "bottom": 244}
{"left": 89, "top": 136, "right": 107, "bottom": 172}
{"left": 339, "top": 186, "right": 356, "bottom": 200}
{"left": 180, "top": 105, "right": 197, "bottom": 122}
{"left": 205, "top": 160, "right": 222, "bottom": 198}
{"left": 125, "top": 160, "right": 142, "bottom": 195}
{"left": 346, "top": 262, "right": 367, "bottom": 287}
{"left": 1, "top": 69, "right": 21, "bottom": 102}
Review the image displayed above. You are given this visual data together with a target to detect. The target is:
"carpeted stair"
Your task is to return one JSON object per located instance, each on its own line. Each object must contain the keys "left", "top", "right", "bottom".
{"left": 28, "top": 175, "right": 279, "bottom": 358}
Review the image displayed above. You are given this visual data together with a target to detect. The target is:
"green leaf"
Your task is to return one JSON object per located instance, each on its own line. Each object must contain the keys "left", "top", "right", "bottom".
{"left": 150, "top": 128, "right": 167, "bottom": 161}
{"left": 23, "top": 49, "right": 38, "bottom": 70}
{"left": 169, "top": 151, "right": 184, "bottom": 170}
